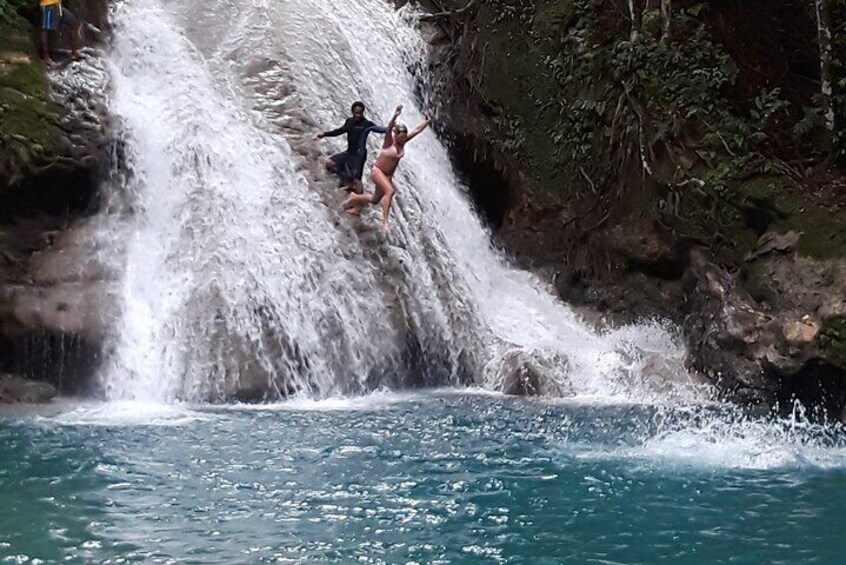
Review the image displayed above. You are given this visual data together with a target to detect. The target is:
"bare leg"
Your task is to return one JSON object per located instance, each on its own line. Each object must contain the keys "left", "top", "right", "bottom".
{"left": 347, "top": 180, "right": 364, "bottom": 214}
{"left": 344, "top": 170, "right": 385, "bottom": 216}
{"left": 40, "top": 30, "right": 56, "bottom": 67}
{"left": 380, "top": 190, "right": 395, "bottom": 235}
{"left": 70, "top": 24, "right": 82, "bottom": 60}
{"left": 344, "top": 192, "right": 372, "bottom": 215}
{"left": 371, "top": 167, "right": 395, "bottom": 235}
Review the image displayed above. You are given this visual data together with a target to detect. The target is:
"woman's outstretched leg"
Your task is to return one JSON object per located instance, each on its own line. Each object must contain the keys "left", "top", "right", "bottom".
{"left": 380, "top": 191, "right": 395, "bottom": 234}
{"left": 344, "top": 192, "right": 371, "bottom": 215}
{"left": 347, "top": 180, "right": 364, "bottom": 214}
{"left": 371, "top": 168, "right": 395, "bottom": 235}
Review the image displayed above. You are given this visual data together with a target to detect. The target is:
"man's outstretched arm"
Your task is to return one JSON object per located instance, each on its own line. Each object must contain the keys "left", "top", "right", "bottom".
{"left": 317, "top": 119, "right": 350, "bottom": 139}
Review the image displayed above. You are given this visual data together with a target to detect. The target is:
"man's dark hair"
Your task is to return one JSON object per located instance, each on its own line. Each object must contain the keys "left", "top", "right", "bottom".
{"left": 351, "top": 101, "right": 366, "bottom": 113}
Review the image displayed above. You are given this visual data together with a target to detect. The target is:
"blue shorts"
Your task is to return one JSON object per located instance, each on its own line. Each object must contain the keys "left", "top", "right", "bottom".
{"left": 41, "top": 5, "right": 78, "bottom": 31}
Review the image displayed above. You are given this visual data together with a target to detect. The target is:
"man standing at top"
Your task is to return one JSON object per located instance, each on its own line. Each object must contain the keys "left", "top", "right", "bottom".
{"left": 316, "top": 101, "right": 385, "bottom": 203}
{"left": 39, "top": 0, "right": 83, "bottom": 67}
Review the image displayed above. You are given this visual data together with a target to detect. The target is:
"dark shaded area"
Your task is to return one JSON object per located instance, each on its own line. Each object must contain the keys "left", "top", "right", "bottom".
{"left": 706, "top": 0, "right": 818, "bottom": 109}
{"left": 0, "top": 165, "right": 100, "bottom": 222}
{"left": 775, "top": 361, "right": 846, "bottom": 422}
{"left": 626, "top": 255, "right": 688, "bottom": 281}
{"left": 0, "top": 332, "right": 102, "bottom": 395}
{"left": 447, "top": 133, "right": 513, "bottom": 231}
{"left": 740, "top": 197, "right": 790, "bottom": 236}
{"left": 360, "top": 332, "right": 474, "bottom": 394}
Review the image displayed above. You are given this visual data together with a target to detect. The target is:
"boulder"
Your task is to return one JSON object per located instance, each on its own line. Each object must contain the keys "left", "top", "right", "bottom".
{"left": 499, "top": 350, "right": 572, "bottom": 397}
{"left": 0, "top": 373, "right": 57, "bottom": 403}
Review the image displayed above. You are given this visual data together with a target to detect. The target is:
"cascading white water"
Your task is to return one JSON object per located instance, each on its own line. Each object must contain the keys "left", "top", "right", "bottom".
{"left": 101, "top": 0, "right": 706, "bottom": 403}
{"left": 102, "top": 1, "right": 406, "bottom": 401}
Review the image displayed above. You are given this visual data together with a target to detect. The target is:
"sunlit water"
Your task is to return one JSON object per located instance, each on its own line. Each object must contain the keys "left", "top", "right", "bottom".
{"left": 3, "top": 392, "right": 846, "bottom": 564}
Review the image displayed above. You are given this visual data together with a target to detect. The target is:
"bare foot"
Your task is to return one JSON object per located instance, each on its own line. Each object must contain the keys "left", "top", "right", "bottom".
{"left": 381, "top": 222, "right": 391, "bottom": 236}
{"left": 71, "top": 53, "right": 83, "bottom": 62}
{"left": 44, "top": 58, "right": 58, "bottom": 69}
{"left": 342, "top": 195, "right": 357, "bottom": 214}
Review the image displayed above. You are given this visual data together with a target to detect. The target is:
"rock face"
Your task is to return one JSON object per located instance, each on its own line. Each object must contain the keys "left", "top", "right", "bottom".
{"left": 418, "top": 0, "right": 846, "bottom": 418}
{"left": 0, "top": 1, "right": 113, "bottom": 396}
{"left": 0, "top": 218, "right": 119, "bottom": 342}
{"left": 683, "top": 248, "right": 846, "bottom": 417}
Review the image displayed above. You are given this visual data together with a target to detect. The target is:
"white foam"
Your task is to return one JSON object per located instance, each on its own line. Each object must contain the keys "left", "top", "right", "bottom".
{"left": 212, "top": 386, "right": 503, "bottom": 412}
{"left": 573, "top": 407, "right": 846, "bottom": 471}
{"left": 41, "top": 400, "right": 211, "bottom": 427}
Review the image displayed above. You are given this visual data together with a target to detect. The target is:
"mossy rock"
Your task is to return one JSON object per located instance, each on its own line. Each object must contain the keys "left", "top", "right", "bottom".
{"left": 0, "top": 0, "right": 65, "bottom": 186}
{"left": 736, "top": 176, "right": 846, "bottom": 260}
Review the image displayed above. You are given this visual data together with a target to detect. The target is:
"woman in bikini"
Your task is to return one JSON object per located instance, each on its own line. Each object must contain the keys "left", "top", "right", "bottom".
{"left": 344, "top": 105, "right": 430, "bottom": 234}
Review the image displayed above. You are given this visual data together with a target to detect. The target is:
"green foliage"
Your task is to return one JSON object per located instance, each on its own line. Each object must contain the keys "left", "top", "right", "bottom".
{"left": 488, "top": 0, "right": 536, "bottom": 27}
{"left": 434, "top": 0, "right": 846, "bottom": 269}
{"left": 750, "top": 88, "right": 790, "bottom": 132}
{"left": 537, "top": 1, "right": 769, "bottom": 189}
{"left": 488, "top": 115, "right": 526, "bottom": 154}
{"left": 428, "top": 0, "right": 846, "bottom": 270}
{"left": 472, "top": 0, "right": 846, "bottom": 250}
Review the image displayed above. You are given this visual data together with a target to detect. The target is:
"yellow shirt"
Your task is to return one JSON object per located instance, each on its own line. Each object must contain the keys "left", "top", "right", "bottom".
{"left": 40, "top": 0, "right": 61, "bottom": 6}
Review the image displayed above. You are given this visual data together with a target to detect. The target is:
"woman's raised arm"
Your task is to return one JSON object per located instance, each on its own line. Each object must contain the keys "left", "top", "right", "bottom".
{"left": 384, "top": 105, "right": 403, "bottom": 148}
{"left": 405, "top": 116, "right": 431, "bottom": 143}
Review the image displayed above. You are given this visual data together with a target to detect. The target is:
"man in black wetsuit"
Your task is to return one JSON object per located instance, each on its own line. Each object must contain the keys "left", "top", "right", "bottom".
{"left": 316, "top": 101, "right": 385, "bottom": 199}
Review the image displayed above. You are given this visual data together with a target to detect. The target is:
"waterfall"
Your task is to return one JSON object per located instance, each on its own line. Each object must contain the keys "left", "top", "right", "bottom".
{"left": 100, "top": 0, "right": 704, "bottom": 403}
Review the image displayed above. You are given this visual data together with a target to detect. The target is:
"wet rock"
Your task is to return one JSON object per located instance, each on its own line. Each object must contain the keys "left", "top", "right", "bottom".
{"left": 1, "top": 45, "right": 110, "bottom": 190}
{"left": 499, "top": 351, "right": 572, "bottom": 397}
{"left": 419, "top": 20, "right": 450, "bottom": 46}
{"left": 682, "top": 252, "right": 777, "bottom": 405}
{"left": 684, "top": 251, "right": 846, "bottom": 416}
{"left": 501, "top": 356, "right": 544, "bottom": 396}
{"left": 0, "top": 373, "right": 57, "bottom": 403}
{"left": 0, "top": 215, "right": 120, "bottom": 343}
{"left": 782, "top": 319, "right": 820, "bottom": 344}
{"left": 0, "top": 280, "right": 117, "bottom": 341}
{"left": 745, "top": 231, "right": 801, "bottom": 262}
